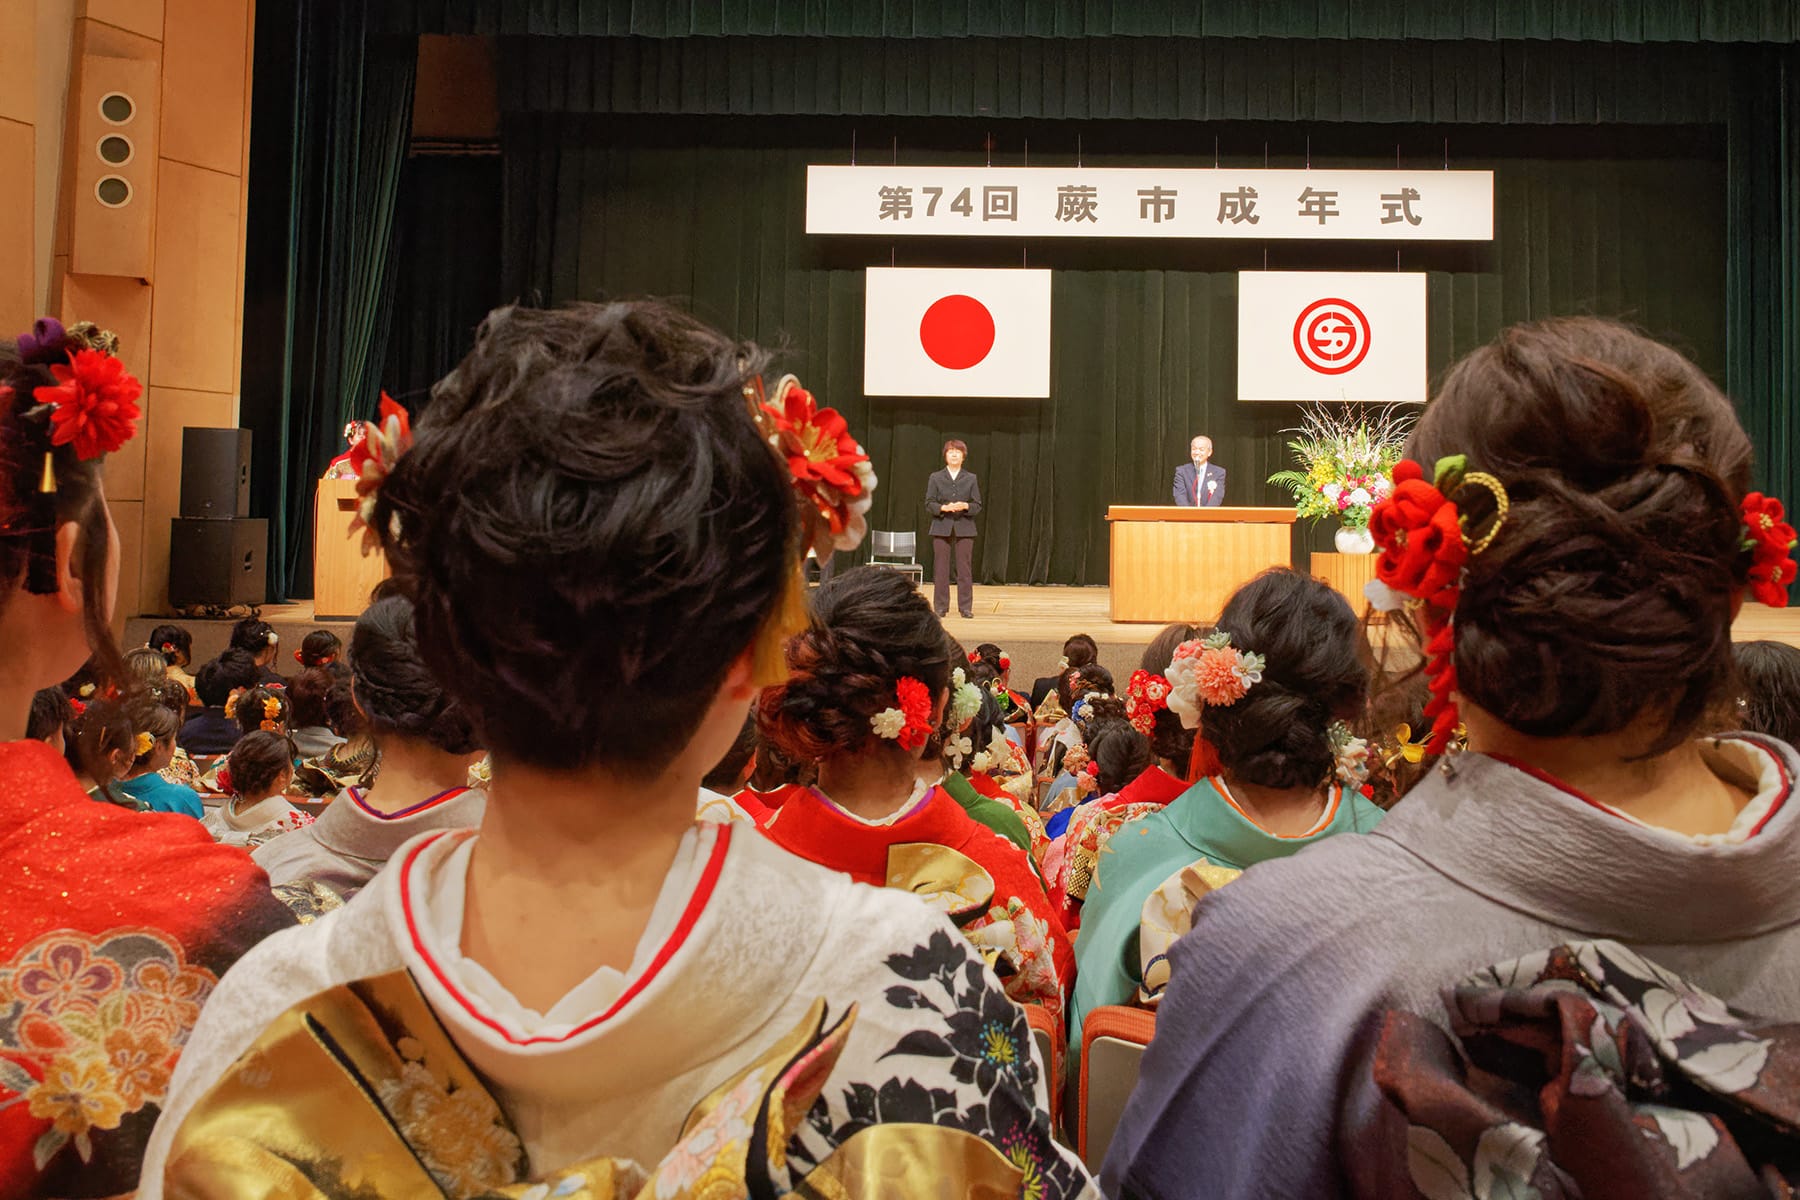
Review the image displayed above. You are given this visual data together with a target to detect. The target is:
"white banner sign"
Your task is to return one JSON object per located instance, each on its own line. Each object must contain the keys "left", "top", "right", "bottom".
{"left": 808, "top": 166, "right": 1492, "bottom": 241}
{"left": 864, "top": 267, "right": 1051, "bottom": 398}
{"left": 1237, "top": 272, "right": 1427, "bottom": 403}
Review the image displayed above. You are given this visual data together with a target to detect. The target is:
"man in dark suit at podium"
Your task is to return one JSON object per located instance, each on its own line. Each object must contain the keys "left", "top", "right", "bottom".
{"left": 1173, "top": 435, "right": 1227, "bottom": 507}
{"left": 925, "top": 439, "right": 982, "bottom": 618}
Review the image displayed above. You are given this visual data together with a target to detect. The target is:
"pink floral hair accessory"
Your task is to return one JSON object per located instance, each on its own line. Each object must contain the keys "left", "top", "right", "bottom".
{"left": 1165, "top": 633, "right": 1265, "bottom": 729}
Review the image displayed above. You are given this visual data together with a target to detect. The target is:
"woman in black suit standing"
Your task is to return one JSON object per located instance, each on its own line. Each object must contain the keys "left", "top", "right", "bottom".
{"left": 924, "top": 439, "right": 983, "bottom": 618}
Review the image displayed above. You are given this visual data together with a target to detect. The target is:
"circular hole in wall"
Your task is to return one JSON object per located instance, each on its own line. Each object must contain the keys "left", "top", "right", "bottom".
{"left": 98, "top": 135, "right": 133, "bottom": 165}
{"left": 96, "top": 177, "right": 131, "bottom": 207}
{"left": 99, "top": 93, "right": 134, "bottom": 123}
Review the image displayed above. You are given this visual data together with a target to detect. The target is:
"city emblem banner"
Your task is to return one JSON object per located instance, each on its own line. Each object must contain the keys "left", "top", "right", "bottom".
{"left": 1237, "top": 272, "right": 1428, "bottom": 403}
{"left": 864, "top": 267, "right": 1052, "bottom": 399}
{"left": 809, "top": 166, "right": 1493, "bottom": 241}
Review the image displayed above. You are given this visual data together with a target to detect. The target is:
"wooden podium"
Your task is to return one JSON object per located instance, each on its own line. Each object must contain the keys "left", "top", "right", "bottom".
{"left": 1311, "top": 552, "right": 1381, "bottom": 619}
{"left": 313, "top": 478, "right": 389, "bottom": 619}
{"left": 1107, "top": 506, "right": 1296, "bottom": 623}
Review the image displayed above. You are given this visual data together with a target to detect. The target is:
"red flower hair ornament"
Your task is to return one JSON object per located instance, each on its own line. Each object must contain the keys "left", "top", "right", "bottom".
{"left": 870, "top": 676, "right": 935, "bottom": 752}
{"left": 1742, "top": 493, "right": 1799, "bottom": 608}
{"left": 1126, "top": 669, "right": 1173, "bottom": 736}
{"left": 34, "top": 348, "right": 143, "bottom": 460}
{"left": 345, "top": 391, "right": 413, "bottom": 556}
{"left": 752, "top": 374, "right": 878, "bottom": 556}
{"left": 1365, "top": 456, "right": 1509, "bottom": 755}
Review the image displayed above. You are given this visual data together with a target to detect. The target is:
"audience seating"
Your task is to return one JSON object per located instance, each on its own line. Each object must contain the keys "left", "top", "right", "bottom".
{"left": 1078, "top": 1005, "right": 1157, "bottom": 1169}
{"left": 1022, "top": 1002, "right": 1066, "bottom": 1127}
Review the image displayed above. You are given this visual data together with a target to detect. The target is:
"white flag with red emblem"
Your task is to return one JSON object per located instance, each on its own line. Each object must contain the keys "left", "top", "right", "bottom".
{"left": 1237, "top": 271, "right": 1428, "bottom": 403}
{"left": 863, "top": 267, "right": 1052, "bottom": 398}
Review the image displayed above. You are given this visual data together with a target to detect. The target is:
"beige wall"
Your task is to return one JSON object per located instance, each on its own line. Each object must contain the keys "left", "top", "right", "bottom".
{"left": 41, "top": 0, "right": 255, "bottom": 626}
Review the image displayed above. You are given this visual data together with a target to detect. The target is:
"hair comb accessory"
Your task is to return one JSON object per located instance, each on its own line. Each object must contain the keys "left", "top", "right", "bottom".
{"left": 133, "top": 731, "right": 154, "bottom": 757}
{"left": 1741, "top": 493, "right": 1798, "bottom": 608}
{"left": 1367, "top": 455, "right": 1512, "bottom": 754}
{"left": 346, "top": 392, "right": 412, "bottom": 557}
{"left": 1165, "top": 633, "right": 1265, "bottom": 729}
{"left": 1126, "top": 669, "right": 1172, "bottom": 735}
{"left": 870, "top": 676, "right": 934, "bottom": 751}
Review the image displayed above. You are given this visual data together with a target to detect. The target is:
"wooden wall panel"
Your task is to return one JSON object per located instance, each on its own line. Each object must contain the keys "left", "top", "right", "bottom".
{"left": 63, "top": 272, "right": 154, "bottom": 501}
{"left": 108, "top": 496, "right": 143, "bottom": 632}
{"left": 159, "top": 0, "right": 247, "bottom": 175}
{"left": 83, "top": 0, "right": 164, "bottom": 41}
{"left": 141, "top": 385, "right": 234, "bottom": 613}
{"left": 0, "top": 118, "right": 35, "bottom": 334}
{"left": 148, "top": 158, "right": 239, "bottom": 393}
{"left": 68, "top": 52, "right": 159, "bottom": 278}
{"left": 0, "top": 0, "right": 35, "bottom": 124}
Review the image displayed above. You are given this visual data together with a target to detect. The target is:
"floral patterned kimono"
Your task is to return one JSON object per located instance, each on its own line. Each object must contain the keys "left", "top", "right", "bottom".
{"left": 1039, "top": 765, "right": 1189, "bottom": 933}
{"left": 141, "top": 810, "right": 1097, "bottom": 1199}
{"left": 1365, "top": 940, "right": 1800, "bottom": 1198}
{"left": 0, "top": 739, "right": 294, "bottom": 1198}
{"left": 761, "top": 784, "right": 1075, "bottom": 1025}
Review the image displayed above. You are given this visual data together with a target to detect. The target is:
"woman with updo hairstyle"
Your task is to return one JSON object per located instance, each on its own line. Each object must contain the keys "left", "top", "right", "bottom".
{"left": 1109, "top": 319, "right": 1800, "bottom": 1199}
{"left": 232, "top": 683, "right": 291, "bottom": 741}
{"left": 203, "top": 729, "right": 309, "bottom": 847}
{"left": 285, "top": 666, "right": 344, "bottom": 759}
{"left": 148, "top": 301, "right": 1090, "bottom": 1198}
{"left": 936, "top": 672, "right": 1041, "bottom": 859}
{"left": 229, "top": 617, "right": 285, "bottom": 687}
{"left": 113, "top": 693, "right": 203, "bottom": 818}
{"left": 0, "top": 319, "right": 291, "bottom": 1195}
{"left": 1072, "top": 569, "right": 1383, "bottom": 1045}
{"left": 758, "top": 565, "right": 1074, "bottom": 1019}
{"left": 253, "top": 596, "right": 486, "bottom": 901}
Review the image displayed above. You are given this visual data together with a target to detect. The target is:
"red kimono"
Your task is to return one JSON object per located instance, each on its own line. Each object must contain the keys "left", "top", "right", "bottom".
{"left": 761, "top": 785, "right": 1074, "bottom": 1023}
{"left": 1040, "top": 765, "right": 1190, "bottom": 934}
{"left": 0, "top": 739, "right": 295, "bottom": 1198}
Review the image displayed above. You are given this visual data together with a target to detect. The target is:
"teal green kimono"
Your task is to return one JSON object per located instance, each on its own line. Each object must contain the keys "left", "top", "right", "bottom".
{"left": 1070, "top": 776, "right": 1383, "bottom": 1041}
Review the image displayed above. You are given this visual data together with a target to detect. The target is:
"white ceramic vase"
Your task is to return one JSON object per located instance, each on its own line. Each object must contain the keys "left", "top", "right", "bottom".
{"left": 1334, "top": 525, "right": 1376, "bottom": 555}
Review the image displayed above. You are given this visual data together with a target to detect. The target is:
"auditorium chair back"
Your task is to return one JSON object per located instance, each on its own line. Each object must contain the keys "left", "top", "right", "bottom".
{"left": 1078, "top": 1005, "right": 1157, "bottom": 1169}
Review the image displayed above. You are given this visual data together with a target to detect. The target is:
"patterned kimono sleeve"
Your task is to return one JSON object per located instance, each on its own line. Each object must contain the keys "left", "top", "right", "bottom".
{"left": 794, "top": 927, "right": 1099, "bottom": 1199}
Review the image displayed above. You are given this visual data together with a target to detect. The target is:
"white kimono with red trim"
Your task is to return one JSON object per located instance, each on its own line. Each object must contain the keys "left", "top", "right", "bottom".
{"left": 140, "top": 806, "right": 1098, "bottom": 1198}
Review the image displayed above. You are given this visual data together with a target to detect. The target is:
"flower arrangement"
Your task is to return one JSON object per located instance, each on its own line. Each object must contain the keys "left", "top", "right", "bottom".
{"left": 1268, "top": 405, "right": 1414, "bottom": 533}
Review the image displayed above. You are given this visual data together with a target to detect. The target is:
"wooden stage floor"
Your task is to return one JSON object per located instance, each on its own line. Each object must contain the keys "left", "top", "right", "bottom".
{"left": 149, "top": 585, "right": 1800, "bottom": 699}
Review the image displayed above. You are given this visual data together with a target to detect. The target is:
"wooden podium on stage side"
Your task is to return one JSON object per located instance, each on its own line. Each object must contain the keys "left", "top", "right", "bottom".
{"left": 1106, "top": 506, "right": 1296, "bottom": 623}
{"left": 313, "top": 478, "right": 389, "bottom": 619}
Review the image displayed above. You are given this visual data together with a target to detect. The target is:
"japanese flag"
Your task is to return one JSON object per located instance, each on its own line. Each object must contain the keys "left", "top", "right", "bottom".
{"left": 1237, "top": 271, "right": 1427, "bottom": 403}
{"left": 864, "top": 267, "right": 1051, "bottom": 398}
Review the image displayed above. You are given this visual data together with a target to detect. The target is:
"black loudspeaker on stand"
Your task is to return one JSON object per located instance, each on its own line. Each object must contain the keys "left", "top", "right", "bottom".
{"left": 169, "top": 427, "right": 267, "bottom": 607}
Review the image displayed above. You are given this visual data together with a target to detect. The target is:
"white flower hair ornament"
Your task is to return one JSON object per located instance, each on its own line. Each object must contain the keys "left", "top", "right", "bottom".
{"left": 969, "top": 727, "right": 1012, "bottom": 774}
{"left": 944, "top": 733, "right": 974, "bottom": 769}
{"left": 1165, "top": 632, "right": 1266, "bottom": 731}
{"left": 1328, "top": 720, "right": 1371, "bottom": 786}
{"left": 947, "top": 668, "right": 984, "bottom": 729}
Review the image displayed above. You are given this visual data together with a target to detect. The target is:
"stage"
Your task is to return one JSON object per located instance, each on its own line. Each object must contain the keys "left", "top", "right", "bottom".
{"left": 124, "top": 584, "right": 1800, "bottom": 694}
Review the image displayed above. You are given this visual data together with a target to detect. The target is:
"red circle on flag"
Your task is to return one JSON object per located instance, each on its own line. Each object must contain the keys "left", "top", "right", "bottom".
{"left": 919, "top": 295, "right": 997, "bottom": 370}
{"left": 1293, "top": 298, "right": 1372, "bottom": 375}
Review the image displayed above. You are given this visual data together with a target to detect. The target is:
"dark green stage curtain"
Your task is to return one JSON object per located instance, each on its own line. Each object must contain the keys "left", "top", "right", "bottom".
{"left": 258, "top": 6, "right": 417, "bottom": 601}
{"left": 497, "top": 35, "right": 1734, "bottom": 125}
{"left": 500, "top": 113, "right": 1726, "bottom": 586}
{"left": 381, "top": 152, "right": 504, "bottom": 410}
{"left": 378, "top": 0, "right": 1799, "bottom": 43}
{"left": 1727, "top": 46, "right": 1800, "bottom": 504}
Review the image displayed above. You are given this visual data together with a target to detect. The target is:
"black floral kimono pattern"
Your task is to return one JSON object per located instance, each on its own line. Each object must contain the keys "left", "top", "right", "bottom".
{"left": 801, "top": 929, "right": 1088, "bottom": 1200}
{"left": 1364, "top": 940, "right": 1800, "bottom": 1200}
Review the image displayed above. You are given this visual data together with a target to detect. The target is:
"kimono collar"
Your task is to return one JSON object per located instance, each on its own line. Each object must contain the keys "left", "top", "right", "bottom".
{"left": 1373, "top": 737, "right": 1800, "bottom": 943}
{"left": 1165, "top": 777, "right": 1367, "bottom": 868}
